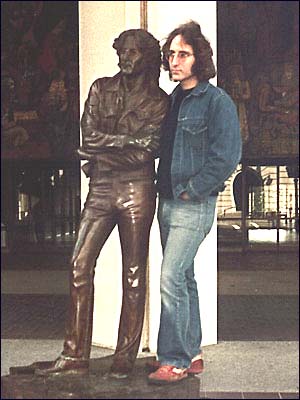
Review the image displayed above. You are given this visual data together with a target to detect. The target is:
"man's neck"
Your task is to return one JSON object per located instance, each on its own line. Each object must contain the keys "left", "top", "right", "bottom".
{"left": 180, "top": 74, "right": 198, "bottom": 90}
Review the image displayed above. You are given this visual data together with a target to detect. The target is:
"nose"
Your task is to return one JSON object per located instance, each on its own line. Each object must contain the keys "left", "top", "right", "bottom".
{"left": 120, "top": 50, "right": 129, "bottom": 59}
{"left": 170, "top": 53, "right": 180, "bottom": 66}
{"left": 121, "top": 50, "right": 133, "bottom": 61}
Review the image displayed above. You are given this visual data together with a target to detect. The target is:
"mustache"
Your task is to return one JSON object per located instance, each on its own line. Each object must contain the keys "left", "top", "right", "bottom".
{"left": 118, "top": 61, "right": 134, "bottom": 68}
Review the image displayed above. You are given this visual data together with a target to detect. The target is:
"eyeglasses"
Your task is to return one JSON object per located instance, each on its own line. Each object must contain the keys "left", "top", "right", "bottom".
{"left": 166, "top": 51, "right": 194, "bottom": 61}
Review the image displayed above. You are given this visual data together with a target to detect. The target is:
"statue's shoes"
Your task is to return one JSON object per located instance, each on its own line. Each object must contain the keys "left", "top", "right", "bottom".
{"left": 108, "top": 358, "right": 134, "bottom": 379}
{"left": 34, "top": 356, "right": 89, "bottom": 376}
{"left": 10, "top": 361, "right": 53, "bottom": 375}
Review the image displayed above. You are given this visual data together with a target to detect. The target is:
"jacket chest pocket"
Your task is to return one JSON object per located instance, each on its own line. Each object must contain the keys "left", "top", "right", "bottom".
{"left": 98, "top": 95, "right": 121, "bottom": 132}
{"left": 99, "top": 90, "right": 120, "bottom": 115}
{"left": 180, "top": 120, "right": 207, "bottom": 149}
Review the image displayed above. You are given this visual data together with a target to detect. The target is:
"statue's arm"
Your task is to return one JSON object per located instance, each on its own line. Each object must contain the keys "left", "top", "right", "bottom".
{"left": 81, "top": 148, "right": 154, "bottom": 177}
{"left": 80, "top": 79, "right": 131, "bottom": 153}
{"left": 81, "top": 81, "right": 168, "bottom": 157}
{"left": 128, "top": 94, "right": 169, "bottom": 156}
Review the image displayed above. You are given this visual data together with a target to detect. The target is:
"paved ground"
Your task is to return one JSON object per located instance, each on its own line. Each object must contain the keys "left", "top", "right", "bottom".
{"left": 1, "top": 248, "right": 299, "bottom": 398}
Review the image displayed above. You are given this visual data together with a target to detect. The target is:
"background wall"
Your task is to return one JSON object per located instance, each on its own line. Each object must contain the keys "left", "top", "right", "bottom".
{"left": 217, "top": 1, "right": 299, "bottom": 159}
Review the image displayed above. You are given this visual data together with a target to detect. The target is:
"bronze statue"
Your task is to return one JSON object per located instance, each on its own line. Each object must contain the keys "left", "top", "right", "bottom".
{"left": 34, "top": 29, "right": 168, "bottom": 379}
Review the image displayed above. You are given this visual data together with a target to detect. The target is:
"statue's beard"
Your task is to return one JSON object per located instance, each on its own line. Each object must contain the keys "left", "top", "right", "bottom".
{"left": 118, "top": 60, "right": 145, "bottom": 76}
{"left": 119, "top": 61, "right": 136, "bottom": 74}
{"left": 119, "top": 61, "right": 133, "bottom": 69}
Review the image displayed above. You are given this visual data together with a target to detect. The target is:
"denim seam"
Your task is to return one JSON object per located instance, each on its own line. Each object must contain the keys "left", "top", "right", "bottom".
{"left": 175, "top": 232, "right": 199, "bottom": 368}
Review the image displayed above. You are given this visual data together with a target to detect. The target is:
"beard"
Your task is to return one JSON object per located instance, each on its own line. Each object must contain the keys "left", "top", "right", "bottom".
{"left": 118, "top": 61, "right": 134, "bottom": 74}
{"left": 118, "top": 59, "right": 145, "bottom": 76}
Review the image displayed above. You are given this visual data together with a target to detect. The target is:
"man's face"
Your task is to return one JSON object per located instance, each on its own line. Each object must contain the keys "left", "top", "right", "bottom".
{"left": 168, "top": 34, "right": 198, "bottom": 89}
{"left": 118, "top": 36, "right": 145, "bottom": 76}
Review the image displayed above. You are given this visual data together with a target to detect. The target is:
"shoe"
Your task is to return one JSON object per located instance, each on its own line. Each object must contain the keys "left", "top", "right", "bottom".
{"left": 187, "top": 357, "right": 204, "bottom": 374}
{"left": 146, "top": 355, "right": 204, "bottom": 375}
{"left": 108, "top": 371, "right": 130, "bottom": 379}
{"left": 148, "top": 365, "right": 188, "bottom": 385}
{"left": 34, "top": 356, "right": 89, "bottom": 376}
{"left": 10, "top": 361, "right": 54, "bottom": 375}
{"left": 108, "top": 358, "right": 133, "bottom": 379}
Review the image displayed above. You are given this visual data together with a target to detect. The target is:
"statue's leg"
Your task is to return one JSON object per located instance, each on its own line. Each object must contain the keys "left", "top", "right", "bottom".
{"left": 35, "top": 183, "right": 116, "bottom": 376}
{"left": 110, "top": 179, "right": 156, "bottom": 378}
{"left": 62, "top": 214, "right": 115, "bottom": 360}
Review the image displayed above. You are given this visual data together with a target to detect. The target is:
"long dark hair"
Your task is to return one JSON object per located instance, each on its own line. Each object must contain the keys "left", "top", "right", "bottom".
{"left": 113, "top": 29, "right": 162, "bottom": 84}
{"left": 162, "top": 20, "right": 216, "bottom": 81}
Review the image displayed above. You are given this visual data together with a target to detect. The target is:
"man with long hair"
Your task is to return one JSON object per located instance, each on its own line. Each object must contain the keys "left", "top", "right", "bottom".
{"left": 147, "top": 21, "right": 241, "bottom": 385}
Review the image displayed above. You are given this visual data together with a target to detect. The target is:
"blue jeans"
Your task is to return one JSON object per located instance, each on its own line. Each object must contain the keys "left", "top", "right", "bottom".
{"left": 157, "top": 196, "right": 217, "bottom": 368}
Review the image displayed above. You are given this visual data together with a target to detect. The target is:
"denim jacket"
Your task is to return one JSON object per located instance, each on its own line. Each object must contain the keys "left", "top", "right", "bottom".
{"left": 170, "top": 81, "right": 242, "bottom": 201}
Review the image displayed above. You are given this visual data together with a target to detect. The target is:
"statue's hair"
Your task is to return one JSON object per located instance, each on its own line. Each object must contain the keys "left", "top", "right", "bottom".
{"left": 162, "top": 20, "right": 216, "bottom": 81}
{"left": 113, "top": 29, "right": 162, "bottom": 84}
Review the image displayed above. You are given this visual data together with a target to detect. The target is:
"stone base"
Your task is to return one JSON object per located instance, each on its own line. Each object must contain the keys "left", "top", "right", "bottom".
{"left": 1, "top": 355, "right": 201, "bottom": 399}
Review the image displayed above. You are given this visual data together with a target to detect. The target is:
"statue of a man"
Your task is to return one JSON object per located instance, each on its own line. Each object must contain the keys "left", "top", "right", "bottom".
{"left": 35, "top": 29, "right": 168, "bottom": 379}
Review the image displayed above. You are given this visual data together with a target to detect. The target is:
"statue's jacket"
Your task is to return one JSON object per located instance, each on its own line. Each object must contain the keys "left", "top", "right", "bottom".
{"left": 79, "top": 72, "right": 168, "bottom": 178}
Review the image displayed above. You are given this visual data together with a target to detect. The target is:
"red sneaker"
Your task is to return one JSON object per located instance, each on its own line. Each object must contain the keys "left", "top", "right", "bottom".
{"left": 187, "top": 358, "right": 204, "bottom": 374}
{"left": 148, "top": 365, "right": 188, "bottom": 385}
{"left": 146, "top": 356, "right": 204, "bottom": 375}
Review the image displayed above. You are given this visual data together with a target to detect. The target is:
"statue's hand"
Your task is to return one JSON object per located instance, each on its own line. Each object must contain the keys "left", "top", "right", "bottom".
{"left": 77, "top": 147, "right": 96, "bottom": 160}
{"left": 83, "top": 131, "right": 125, "bottom": 149}
{"left": 82, "top": 132, "right": 159, "bottom": 152}
{"left": 134, "top": 136, "right": 152, "bottom": 147}
{"left": 146, "top": 136, "right": 159, "bottom": 152}
{"left": 83, "top": 132, "right": 103, "bottom": 148}
{"left": 124, "top": 135, "right": 159, "bottom": 151}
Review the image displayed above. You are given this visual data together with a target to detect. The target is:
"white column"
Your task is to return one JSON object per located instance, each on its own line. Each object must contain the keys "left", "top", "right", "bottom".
{"left": 79, "top": 1, "right": 145, "bottom": 349}
{"left": 79, "top": 1, "right": 126, "bottom": 349}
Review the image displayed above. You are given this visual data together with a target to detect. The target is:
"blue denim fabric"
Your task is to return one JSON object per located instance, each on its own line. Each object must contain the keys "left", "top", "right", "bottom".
{"left": 169, "top": 81, "right": 242, "bottom": 201}
{"left": 157, "top": 196, "right": 217, "bottom": 368}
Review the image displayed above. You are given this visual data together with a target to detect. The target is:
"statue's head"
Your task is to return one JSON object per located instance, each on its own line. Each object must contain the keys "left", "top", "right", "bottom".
{"left": 113, "top": 29, "right": 162, "bottom": 83}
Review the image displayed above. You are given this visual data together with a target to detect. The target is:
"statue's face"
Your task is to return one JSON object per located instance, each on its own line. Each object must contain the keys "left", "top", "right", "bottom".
{"left": 118, "top": 36, "right": 145, "bottom": 76}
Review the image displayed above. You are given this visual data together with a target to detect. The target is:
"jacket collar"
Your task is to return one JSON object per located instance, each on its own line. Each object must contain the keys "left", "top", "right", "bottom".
{"left": 172, "top": 81, "right": 210, "bottom": 97}
{"left": 105, "top": 72, "right": 123, "bottom": 92}
{"left": 190, "top": 81, "right": 210, "bottom": 95}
